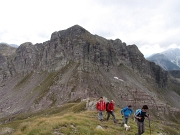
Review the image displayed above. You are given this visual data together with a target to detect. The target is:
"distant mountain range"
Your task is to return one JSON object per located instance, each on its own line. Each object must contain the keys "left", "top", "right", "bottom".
{"left": 0, "top": 42, "right": 19, "bottom": 48}
{"left": 146, "top": 48, "right": 180, "bottom": 70}
{"left": 9, "top": 44, "right": 19, "bottom": 48}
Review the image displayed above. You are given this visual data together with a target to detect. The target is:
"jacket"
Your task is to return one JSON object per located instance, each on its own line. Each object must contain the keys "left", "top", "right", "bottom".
{"left": 120, "top": 107, "right": 133, "bottom": 117}
{"left": 96, "top": 100, "right": 106, "bottom": 111}
{"left": 107, "top": 102, "right": 114, "bottom": 112}
{"left": 136, "top": 110, "right": 148, "bottom": 122}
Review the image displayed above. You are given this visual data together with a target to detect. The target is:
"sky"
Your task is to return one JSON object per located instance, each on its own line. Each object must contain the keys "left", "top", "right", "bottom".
{"left": 1, "top": 0, "right": 180, "bottom": 57}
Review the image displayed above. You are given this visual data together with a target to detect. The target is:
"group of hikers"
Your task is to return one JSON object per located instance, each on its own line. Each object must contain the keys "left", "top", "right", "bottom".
{"left": 96, "top": 97, "right": 150, "bottom": 135}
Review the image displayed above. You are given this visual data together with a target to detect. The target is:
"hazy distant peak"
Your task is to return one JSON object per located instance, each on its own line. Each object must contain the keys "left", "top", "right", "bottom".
{"left": 164, "top": 48, "right": 180, "bottom": 51}
{"left": 9, "top": 44, "right": 19, "bottom": 48}
{"left": 146, "top": 48, "right": 180, "bottom": 70}
{"left": 0, "top": 43, "right": 15, "bottom": 48}
{"left": 162, "top": 48, "right": 180, "bottom": 55}
{"left": 147, "top": 53, "right": 163, "bottom": 58}
{"left": 0, "top": 43, "right": 16, "bottom": 56}
{"left": 0, "top": 42, "right": 19, "bottom": 48}
{"left": 147, "top": 53, "right": 167, "bottom": 60}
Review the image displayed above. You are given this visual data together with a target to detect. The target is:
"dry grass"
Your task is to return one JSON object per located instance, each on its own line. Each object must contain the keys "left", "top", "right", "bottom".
{"left": 0, "top": 102, "right": 180, "bottom": 135}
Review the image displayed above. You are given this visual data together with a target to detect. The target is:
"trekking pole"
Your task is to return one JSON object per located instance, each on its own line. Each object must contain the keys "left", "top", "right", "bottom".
{"left": 148, "top": 114, "right": 151, "bottom": 135}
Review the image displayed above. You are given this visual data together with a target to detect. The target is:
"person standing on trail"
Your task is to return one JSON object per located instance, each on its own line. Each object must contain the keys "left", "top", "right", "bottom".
{"left": 96, "top": 97, "right": 106, "bottom": 121}
{"left": 106, "top": 100, "right": 116, "bottom": 123}
{"left": 134, "top": 105, "right": 150, "bottom": 135}
{"left": 120, "top": 105, "right": 133, "bottom": 126}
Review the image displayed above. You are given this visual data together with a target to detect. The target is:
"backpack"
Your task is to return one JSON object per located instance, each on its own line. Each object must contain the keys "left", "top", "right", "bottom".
{"left": 106, "top": 102, "right": 109, "bottom": 111}
{"left": 134, "top": 109, "right": 142, "bottom": 118}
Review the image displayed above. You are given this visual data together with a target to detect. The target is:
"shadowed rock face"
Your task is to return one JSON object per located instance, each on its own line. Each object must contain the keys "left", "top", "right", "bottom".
{"left": 0, "top": 25, "right": 179, "bottom": 119}
{"left": 168, "top": 70, "right": 180, "bottom": 78}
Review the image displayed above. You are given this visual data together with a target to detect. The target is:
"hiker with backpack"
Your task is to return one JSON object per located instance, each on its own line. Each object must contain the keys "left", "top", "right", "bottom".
{"left": 96, "top": 97, "right": 106, "bottom": 121}
{"left": 106, "top": 100, "right": 116, "bottom": 123}
{"left": 134, "top": 105, "right": 150, "bottom": 135}
{"left": 120, "top": 105, "right": 133, "bottom": 126}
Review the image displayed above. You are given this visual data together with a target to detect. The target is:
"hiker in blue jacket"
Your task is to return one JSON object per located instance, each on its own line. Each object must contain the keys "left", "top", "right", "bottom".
{"left": 120, "top": 105, "right": 133, "bottom": 126}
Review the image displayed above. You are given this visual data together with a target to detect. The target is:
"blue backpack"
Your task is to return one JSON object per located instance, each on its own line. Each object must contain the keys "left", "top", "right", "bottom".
{"left": 134, "top": 109, "right": 142, "bottom": 118}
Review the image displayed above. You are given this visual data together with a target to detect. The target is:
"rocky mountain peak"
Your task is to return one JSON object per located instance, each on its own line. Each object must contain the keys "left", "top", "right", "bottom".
{"left": 19, "top": 42, "right": 33, "bottom": 46}
{"left": 68, "top": 24, "right": 87, "bottom": 32}
{"left": 51, "top": 24, "right": 90, "bottom": 41}
{"left": 16, "top": 42, "right": 34, "bottom": 51}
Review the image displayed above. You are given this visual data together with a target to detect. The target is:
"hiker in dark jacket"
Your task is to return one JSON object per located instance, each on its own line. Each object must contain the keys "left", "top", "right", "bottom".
{"left": 134, "top": 105, "right": 150, "bottom": 135}
{"left": 120, "top": 105, "right": 133, "bottom": 126}
{"left": 106, "top": 100, "right": 116, "bottom": 123}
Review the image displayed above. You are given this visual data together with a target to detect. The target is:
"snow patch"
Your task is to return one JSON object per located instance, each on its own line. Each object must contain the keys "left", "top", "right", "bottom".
{"left": 114, "top": 77, "right": 124, "bottom": 82}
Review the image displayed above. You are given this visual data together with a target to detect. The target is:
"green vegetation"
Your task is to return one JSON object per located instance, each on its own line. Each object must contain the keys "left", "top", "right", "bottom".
{"left": 13, "top": 72, "right": 33, "bottom": 90}
{"left": 33, "top": 71, "right": 57, "bottom": 104}
{"left": 0, "top": 102, "right": 180, "bottom": 135}
{"left": 32, "top": 61, "right": 78, "bottom": 105}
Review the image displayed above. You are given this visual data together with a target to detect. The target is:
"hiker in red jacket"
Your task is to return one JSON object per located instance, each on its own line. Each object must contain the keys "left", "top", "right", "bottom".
{"left": 96, "top": 97, "right": 106, "bottom": 121}
{"left": 106, "top": 100, "right": 116, "bottom": 123}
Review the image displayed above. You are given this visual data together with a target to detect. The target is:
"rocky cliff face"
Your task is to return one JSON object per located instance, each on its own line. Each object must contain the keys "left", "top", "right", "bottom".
{"left": 0, "top": 25, "right": 179, "bottom": 119}
{"left": 0, "top": 43, "right": 16, "bottom": 82}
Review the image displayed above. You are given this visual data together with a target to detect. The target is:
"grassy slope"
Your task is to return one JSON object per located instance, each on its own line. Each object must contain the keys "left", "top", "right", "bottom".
{"left": 0, "top": 102, "right": 180, "bottom": 135}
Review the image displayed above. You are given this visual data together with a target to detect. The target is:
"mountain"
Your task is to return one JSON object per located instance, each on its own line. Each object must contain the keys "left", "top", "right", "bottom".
{"left": 146, "top": 53, "right": 180, "bottom": 70}
{"left": 9, "top": 44, "right": 19, "bottom": 48}
{"left": 162, "top": 48, "right": 180, "bottom": 67}
{"left": 0, "top": 25, "right": 180, "bottom": 123}
{"left": 147, "top": 48, "right": 180, "bottom": 70}
{"left": 0, "top": 43, "right": 16, "bottom": 56}
{"left": 0, "top": 42, "right": 19, "bottom": 48}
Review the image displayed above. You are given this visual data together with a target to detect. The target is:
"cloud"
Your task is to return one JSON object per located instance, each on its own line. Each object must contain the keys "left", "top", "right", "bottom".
{"left": 139, "top": 44, "right": 166, "bottom": 58}
{"left": 0, "top": 0, "right": 180, "bottom": 57}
